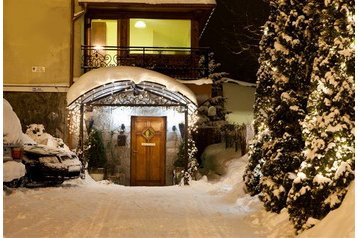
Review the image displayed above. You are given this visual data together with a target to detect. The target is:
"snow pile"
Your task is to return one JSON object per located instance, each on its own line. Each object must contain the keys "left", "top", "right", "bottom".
{"left": 25, "top": 124, "right": 70, "bottom": 152}
{"left": 201, "top": 143, "right": 242, "bottom": 179}
{"left": 3, "top": 99, "right": 23, "bottom": 144}
{"left": 3, "top": 161, "right": 26, "bottom": 182}
{"left": 199, "top": 143, "right": 354, "bottom": 238}
{"left": 298, "top": 181, "right": 355, "bottom": 238}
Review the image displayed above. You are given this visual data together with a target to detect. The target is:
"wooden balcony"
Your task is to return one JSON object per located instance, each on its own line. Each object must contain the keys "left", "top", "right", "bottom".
{"left": 81, "top": 45, "right": 210, "bottom": 80}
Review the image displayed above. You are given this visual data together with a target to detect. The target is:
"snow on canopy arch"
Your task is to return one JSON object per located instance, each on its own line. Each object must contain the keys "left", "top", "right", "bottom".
{"left": 67, "top": 66, "right": 197, "bottom": 111}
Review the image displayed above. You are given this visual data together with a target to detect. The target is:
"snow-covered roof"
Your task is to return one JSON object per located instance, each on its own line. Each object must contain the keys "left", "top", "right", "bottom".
{"left": 177, "top": 78, "right": 213, "bottom": 85}
{"left": 67, "top": 66, "right": 198, "bottom": 106}
{"left": 78, "top": 0, "right": 216, "bottom": 4}
{"left": 223, "top": 78, "right": 256, "bottom": 87}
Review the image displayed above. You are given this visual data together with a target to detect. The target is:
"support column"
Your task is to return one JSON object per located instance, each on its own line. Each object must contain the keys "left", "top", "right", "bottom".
{"left": 184, "top": 106, "right": 189, "bottom": 168}
{"left": 79, "top": 104, "right": 84, "bottom": 151}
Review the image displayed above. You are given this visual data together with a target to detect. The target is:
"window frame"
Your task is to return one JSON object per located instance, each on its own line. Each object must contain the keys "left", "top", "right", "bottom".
{"left": 84, "top": 10, "right": 199, "bottom": 49}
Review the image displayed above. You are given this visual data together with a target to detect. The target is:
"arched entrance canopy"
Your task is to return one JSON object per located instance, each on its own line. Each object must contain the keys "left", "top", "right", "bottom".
{"left": 67, "top": 66, "right": 197, "bottom": 112}
{"left": 67, "top": 66, "right": 197, "bottom": 167}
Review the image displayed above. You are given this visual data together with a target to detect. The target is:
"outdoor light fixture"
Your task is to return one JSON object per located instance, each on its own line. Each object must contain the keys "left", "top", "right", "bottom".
{"left": 134, "top": 20, "right": 146, "bottom": 28}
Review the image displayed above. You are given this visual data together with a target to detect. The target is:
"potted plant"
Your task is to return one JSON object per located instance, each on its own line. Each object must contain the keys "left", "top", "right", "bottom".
{"left": 84, "top": 128, "right": 107, "bottom": 181}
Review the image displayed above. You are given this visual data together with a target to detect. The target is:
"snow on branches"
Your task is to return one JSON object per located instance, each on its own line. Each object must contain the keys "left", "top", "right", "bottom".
{"left": 244, "top": 0, "right": 354, "bottom": 233}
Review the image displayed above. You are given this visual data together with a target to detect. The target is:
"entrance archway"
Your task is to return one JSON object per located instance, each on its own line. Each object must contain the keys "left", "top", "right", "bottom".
{"left": 67, "top": 66, "right": 197, "bottom": 185}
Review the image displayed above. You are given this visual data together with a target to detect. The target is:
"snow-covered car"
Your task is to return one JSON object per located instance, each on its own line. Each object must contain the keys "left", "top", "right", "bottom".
{"left": 22, "top": 145, "right": 83, "bottom": 186}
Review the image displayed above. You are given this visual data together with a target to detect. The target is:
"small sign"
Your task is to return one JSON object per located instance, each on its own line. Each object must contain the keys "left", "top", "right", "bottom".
{"left": 141, "top": 143, "right": 156, "bottom": 147}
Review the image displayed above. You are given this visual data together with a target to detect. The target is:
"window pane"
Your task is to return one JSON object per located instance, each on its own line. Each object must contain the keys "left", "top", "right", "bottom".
{"left": 129, "top": 19, "right": 191, "bottom": 53}
{"left": 91, "top": 19, "right": 118, "bottom": 47}
{"left": 91, "top": 20, "right": 118, "bottom": 65}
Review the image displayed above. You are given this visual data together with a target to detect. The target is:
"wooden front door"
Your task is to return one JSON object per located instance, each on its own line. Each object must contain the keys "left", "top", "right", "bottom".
{"left": 131, "top": 116, "right": 166, "bottom": 186}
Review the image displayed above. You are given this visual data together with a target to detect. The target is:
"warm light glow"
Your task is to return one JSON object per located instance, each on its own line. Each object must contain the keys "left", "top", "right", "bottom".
{"left": 134, "top": 20, "right": 146, "bottom": 29}
{"left": 94, "top": 45, "right": 104, "bottom": 50}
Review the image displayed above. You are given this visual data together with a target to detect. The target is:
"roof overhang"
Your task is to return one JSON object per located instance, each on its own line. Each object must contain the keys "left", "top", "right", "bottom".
{"left": 79, "top": 0, "right": 216, "bottom": 37}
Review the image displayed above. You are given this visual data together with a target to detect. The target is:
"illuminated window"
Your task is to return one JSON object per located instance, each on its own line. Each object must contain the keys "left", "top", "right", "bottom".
{"left": 91, "top": 19, "right": 118, "bottom": 47}
{"left": 129, "top": 19, "right": 191, "bottom": 51}
{"left": 90, "top": 19, "right": 118, "bottom": 62}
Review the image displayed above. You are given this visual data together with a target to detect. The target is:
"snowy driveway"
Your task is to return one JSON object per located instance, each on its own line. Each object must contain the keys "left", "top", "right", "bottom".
{"left": 4, "top": 179, "right": 266, "bottom": 238}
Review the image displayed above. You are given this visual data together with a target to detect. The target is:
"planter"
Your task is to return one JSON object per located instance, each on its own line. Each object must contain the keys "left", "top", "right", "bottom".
{"left": 173, "top": 167, "right": 185, "bottom": 185}
{"left": 89, "top": 168, "right": 105, "bottom": 181}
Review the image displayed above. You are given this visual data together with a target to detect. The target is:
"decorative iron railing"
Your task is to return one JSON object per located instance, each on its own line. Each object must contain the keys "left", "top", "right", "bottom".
{"left": 81, "top": 45, "right": 210, "bottom": 80}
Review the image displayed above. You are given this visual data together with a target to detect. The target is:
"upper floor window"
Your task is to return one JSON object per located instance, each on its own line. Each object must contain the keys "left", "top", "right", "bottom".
{"left": 129, "top": 19, "right": 191, "bottom": 48}
{"left": 88, "top": 18, "right": 191, "bottom": 50}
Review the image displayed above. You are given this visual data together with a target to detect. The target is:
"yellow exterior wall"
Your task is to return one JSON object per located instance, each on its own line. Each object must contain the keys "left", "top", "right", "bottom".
{"left": 223, "top": 83, "right": 256, "bottom": 124}
{"left": 4, "top": 0, "right": 71, "bottom": 85}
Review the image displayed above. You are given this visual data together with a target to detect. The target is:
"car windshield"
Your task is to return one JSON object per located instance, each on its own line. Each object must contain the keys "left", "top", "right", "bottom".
{"left": 39, "top": 156, "right": 59, "bottom": 164}
{"left": 60, "top": 155, "right": 73, "bottom": 161}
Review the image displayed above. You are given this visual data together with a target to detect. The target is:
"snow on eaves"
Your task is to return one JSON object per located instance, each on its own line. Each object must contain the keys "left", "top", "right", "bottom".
{"left": 222, "top": 77, "right": 256, "bottom": 87}
{"left": 177, "top": 78, "right": 213, "bottom": 85}
{"left": 78, "top": 0, "right": 216, "bottom": 4}
{"left": 67, "top": 66, "right": 198, "bottom": 106}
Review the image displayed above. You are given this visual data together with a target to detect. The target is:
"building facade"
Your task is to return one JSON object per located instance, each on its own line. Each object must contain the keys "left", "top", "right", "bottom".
{"left": 4, "top": 0, "right": 216, "bottom": 185}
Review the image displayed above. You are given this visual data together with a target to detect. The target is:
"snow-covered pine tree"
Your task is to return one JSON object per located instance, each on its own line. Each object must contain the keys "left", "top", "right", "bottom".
{"left": 287, "top": 0, "right": 355, "bottom": 231}
{"left": 243, "top": 1, "right": 277, "bottom": 195}
{"left": 258, "top": 0, "right": 317, "bottom": 212}
{"left": 197, "top": 53, "right": 229, "bottom": 127}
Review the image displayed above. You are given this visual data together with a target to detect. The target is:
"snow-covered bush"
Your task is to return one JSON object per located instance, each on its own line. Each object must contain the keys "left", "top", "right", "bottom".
{"left": 3, "top": 99, "right": 23, "bottom": 145}
{"left": 287, "top": 0, "right": 355, "bottom": 231}
{"left": 84, "top": 128, "right": 107, "bottom": 170}
{"left": 196, "top": 52, "right": 230, "bottom": 128}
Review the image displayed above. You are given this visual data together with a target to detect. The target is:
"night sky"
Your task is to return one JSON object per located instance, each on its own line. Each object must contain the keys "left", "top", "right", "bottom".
{"left": 201, "top": 0, "right": 270, "bottom": 83}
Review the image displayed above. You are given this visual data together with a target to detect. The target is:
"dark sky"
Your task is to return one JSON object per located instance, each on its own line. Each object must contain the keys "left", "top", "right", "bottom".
{"left": 200, "top": 0, "right": 270, "bottom": 83}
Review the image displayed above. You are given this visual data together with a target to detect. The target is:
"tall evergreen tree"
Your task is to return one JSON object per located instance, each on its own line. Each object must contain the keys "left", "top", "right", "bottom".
{"left": 287, "top": 0, "right": 355, "bottom": 231}
{"left": 258, "top": 0, "right": 317, "bottom": 213}
{"left": 243, "top": 2, "right": 277, "bottom": 195}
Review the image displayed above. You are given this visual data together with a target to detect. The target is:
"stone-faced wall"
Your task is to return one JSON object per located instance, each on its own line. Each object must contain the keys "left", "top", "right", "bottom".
{"left": 4, "top": 92, "right": 68, "bottom": 143}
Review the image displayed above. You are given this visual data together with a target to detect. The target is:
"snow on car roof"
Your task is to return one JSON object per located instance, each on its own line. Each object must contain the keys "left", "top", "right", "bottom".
{"left": 67, "top": 66, "right": 198, "bottom": 106}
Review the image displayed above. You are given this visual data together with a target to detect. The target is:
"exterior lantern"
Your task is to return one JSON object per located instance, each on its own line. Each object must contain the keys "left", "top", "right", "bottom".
{"left": 208, "top": 106, "right": 217, "bottom": 117}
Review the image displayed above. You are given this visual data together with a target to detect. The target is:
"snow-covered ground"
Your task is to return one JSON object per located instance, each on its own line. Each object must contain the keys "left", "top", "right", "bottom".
{"left": 3, "top": 143, "right": 354, "bottom": 238}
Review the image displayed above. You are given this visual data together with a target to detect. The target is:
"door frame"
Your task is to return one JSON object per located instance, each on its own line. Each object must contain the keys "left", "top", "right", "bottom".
{"left": 130, "top": 116, "right": 167, "bottom": 186}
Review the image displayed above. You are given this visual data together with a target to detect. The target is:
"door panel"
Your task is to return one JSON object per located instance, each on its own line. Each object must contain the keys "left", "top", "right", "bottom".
{"left": 131, "top": 116, "right": 166, "bottom": 186}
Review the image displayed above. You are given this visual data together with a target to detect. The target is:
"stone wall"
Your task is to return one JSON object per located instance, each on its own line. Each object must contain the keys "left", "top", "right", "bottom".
{"left": 4, "top": 92, "right": 68, "bottom": 144}
{"left": 85, "top": 106, "right": 184, "bottom": 186}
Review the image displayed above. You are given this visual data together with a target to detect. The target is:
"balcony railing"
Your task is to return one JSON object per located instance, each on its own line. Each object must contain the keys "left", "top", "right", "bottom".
{"left": 81, "top": 45, "right": 210, "bottom": 80}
